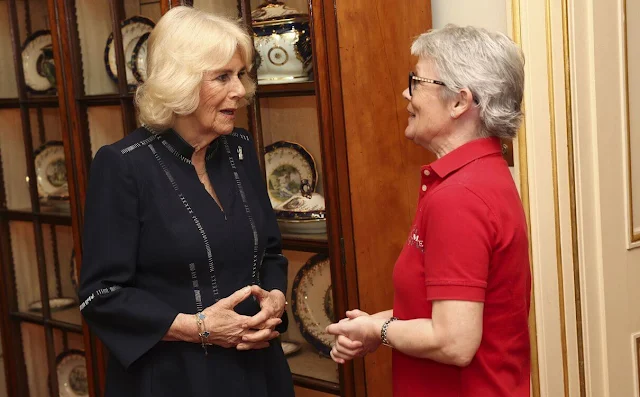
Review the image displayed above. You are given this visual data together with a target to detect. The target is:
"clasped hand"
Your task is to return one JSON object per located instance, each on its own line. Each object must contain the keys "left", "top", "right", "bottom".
{"left": 201, "top": 285, "right": 286, "bottom": 351}
{"left": 325, "top": 310, "right": 383, "bottom": 364}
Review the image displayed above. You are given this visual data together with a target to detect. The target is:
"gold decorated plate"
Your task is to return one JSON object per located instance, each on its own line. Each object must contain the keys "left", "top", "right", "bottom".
{"left": 264, "top": 141, "right": 317, "bottom": 208}
{"left": 55, "top": 350, "right": 88, "bottom": 397}
{"left": 34, "top": 141, "right": 69, "bottom": 201}
{"left": 291, "top": 254, "right": 334, "bottom": 356}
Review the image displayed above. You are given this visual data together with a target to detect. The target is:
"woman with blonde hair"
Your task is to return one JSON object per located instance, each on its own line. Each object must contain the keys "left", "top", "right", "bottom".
{"left": 79, "top": 6, "right": 294, "bottom": 396}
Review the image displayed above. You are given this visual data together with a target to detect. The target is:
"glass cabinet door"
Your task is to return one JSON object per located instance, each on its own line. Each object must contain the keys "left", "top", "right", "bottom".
{"left": 0, "top": 0, "right": 89, "bottom": 396}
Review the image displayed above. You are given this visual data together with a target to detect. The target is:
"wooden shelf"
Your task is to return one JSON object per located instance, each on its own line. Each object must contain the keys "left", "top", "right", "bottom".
{"left": 282, "top": 234, "right": 328, "bottom": 253}
{"left": 0, "top": 97, "right": 59, "bottom": 108}
{"left": 22, "top": 96, "right": 59, "bottom": 107}
{"left": 0, "top": 98, "right": 19, "bottom": 108}
{"left": 2, "top": 208, "right": 72, "bottom": 226}
{"left": 257, "top": 82, "right": 315, "bottom": 98}
{"left": 80, "top": 93, "right": 134, "bottom": 106}
{"left": 10, "top": 310, "right": 83, "bottom": 334}
{"left": 292, "top": 374, "right": 340, "bottom": 395}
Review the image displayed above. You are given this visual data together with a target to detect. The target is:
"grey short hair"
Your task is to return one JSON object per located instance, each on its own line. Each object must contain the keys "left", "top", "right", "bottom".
{"left": 135, "top": 6, "right": 255, "bottom": 131}
{"left": 411, "top": 24, "right": 525, "bottom": 139}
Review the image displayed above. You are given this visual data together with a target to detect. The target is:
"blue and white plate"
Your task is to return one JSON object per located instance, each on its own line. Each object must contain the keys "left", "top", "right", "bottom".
{"left": 104, "top": 16, "right": 154, "bottom": 88}
{"left": 131, "top": 32, "right": 150, "bottom": 83}
{"left": 22, "top": 30, "right": 56, "bottom": 93}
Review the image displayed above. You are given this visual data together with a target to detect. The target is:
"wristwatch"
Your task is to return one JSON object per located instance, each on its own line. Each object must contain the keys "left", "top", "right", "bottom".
{"left": 380, "top": 317, "right": 398, "bottom": 347}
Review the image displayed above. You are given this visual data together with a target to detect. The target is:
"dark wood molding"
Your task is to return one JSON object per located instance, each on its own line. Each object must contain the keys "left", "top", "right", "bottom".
{"left": 292, "top": 374, "right": 340, "bottom": 395}
{"left": 52, "top": 0, "right": 106, "bottom": 395}
{"left": 309, "top": 0, "right": 363, "bottom": 396}
{"left": 0, "top": 214, "right": 28, "bottom": 396}
{"left": 160, "top": 0, "right": 194, "bottom": 15}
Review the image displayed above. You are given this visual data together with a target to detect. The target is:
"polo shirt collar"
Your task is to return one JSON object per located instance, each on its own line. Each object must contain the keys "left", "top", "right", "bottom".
{"left": 429, "top": 137, "right": 503, "bottom": 178}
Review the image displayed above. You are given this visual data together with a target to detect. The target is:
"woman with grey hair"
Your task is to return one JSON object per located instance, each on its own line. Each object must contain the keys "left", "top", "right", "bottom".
{"left": 326, "top": 25, "right": 531, "bottom": 396}
{"left": 79, "top": 6, "right": 293, "bottom": 397}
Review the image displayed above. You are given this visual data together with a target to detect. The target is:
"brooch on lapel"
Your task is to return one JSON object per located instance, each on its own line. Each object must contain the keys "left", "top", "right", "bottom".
{"left": 237, "top": 146, "right": 244, "bottom": 161}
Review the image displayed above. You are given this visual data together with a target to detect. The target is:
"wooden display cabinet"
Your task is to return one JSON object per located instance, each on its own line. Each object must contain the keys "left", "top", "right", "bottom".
{"left": 0, "top": 1, "right": 89, "bottom": 396}
{"left": 0, "top": 0, "right": 433, "bottom": 396}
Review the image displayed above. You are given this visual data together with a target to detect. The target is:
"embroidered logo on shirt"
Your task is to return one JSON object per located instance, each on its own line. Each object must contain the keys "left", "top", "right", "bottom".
{"left": 406, "top": 227, "right": 424, "bottom": 252}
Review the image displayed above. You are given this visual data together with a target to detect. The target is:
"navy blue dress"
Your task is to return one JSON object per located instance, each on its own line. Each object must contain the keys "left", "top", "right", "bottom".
{"left": 79, "top": 127, "right": 294, "bottom": 397}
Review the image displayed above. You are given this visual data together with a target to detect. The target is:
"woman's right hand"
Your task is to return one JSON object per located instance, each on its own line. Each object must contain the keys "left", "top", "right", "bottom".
{"left": 202, "top": 286, "right": 280, "bottom": 349}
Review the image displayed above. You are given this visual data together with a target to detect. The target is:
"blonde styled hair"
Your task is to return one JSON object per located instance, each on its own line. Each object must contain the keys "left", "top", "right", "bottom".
{"left": 135, "top": 6, "right": 256, "bottom": 130}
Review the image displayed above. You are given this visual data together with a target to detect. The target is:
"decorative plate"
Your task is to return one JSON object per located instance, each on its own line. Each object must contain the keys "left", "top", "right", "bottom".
{"left": 56, "top": 350, "right": 88, "bottom": 397}
{"left": 28, "top": 297, "right": 76, "bottom": 312}
{"left": 34, "top": 141, "right": 69, "bottom": 200}
{"left": 131, "top": 32, "right": 150, "bottom": 83}
{"left": 265, "top": 141, "right": 317, "bottom": 207}
{"left": 291, "top": 253, "right": 334, "bottom": 356}
{"left": 70, "top": 249, "right": 79, "bottom": 294}
{"left": 274, "top": 192, "right": 326, "bottom": 220}
{"left": 277, "top": 218, "right": 326, "bottom": 235}
{"left": 21, "top": 30, "right": 56, "bottom": 93}
{"left": 104, "top": 16, "right": 155, "bottom": 88}
{"left": 281, "top": 340, "right": 301, "bottom": 356}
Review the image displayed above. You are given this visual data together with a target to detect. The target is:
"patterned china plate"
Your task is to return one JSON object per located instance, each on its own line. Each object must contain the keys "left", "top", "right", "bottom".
{"left": 28, "top": 297, "right": 76, "bottom": 312}
{"left": 277, "top": 218, "right": 326, "bottom": 235}
{"left": 281, "top": 341, "right": 302, "bottom": 356}
{"left": 56, "top": 350, "right": 89, "bottom": 397}
{"left": 104, "top": 16, "right": 155, "bottom": 87}
{"left": 34, "top": 141, "right": 69, "bottom": 200}
{"left": 264, "top": 141, "right": 317, "bottom": 207}
{"left": 21, "top": 30, "right": 56, "bottom": 93}
{"left": 291, "top": 254, "right": 334, "bottom": 356}
{"left": 131, "top": 32, "right": 150, "bottom": 83}
{"left": 274, "top": 192, "right": 326, "bottom": 223}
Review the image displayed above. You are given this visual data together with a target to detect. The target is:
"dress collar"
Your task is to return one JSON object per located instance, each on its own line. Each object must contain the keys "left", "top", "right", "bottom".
{"left": 159, "top": 128, "right": 220, "bottom": 163}
{"left": 429, "top": 137, "right": 503, "bottom": 178}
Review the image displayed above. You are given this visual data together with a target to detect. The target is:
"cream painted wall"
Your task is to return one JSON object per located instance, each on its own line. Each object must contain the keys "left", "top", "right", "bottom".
{"left": 625, "top": 0, "right": 640, "bottom": 239}
{"left": 571, "top": 0, "right": 640, "bottom": 395}
{"left": 431, "top": 0, "right": 508, "bottom": 33}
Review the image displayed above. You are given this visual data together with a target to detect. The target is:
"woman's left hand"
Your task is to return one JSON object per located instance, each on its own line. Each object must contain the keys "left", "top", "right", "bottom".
{"left": 240, "top": 286, "right": 286, "bottom": 344}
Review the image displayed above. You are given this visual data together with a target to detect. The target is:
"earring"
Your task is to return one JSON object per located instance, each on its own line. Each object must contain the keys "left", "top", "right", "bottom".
{"left": 450, "top": 112, "right": 455, "bottom": 118}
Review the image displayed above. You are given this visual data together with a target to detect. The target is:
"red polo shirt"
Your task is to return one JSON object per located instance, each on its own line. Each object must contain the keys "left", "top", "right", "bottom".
{"left": 392, "top": 137, "right": 531, "bottom": 397}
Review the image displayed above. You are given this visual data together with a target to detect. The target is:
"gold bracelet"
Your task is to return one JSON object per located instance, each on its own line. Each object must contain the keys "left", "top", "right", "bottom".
{"left": 195, "top": 312, "right": 210, "bottom": 355}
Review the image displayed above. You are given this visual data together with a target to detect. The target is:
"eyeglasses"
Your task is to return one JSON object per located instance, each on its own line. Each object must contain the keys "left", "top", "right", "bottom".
{"left": 408, "top": 72, "right": 479, "bottom": 104}
{"left": 408, "top": 71, "right": 446, "bottom": 97}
